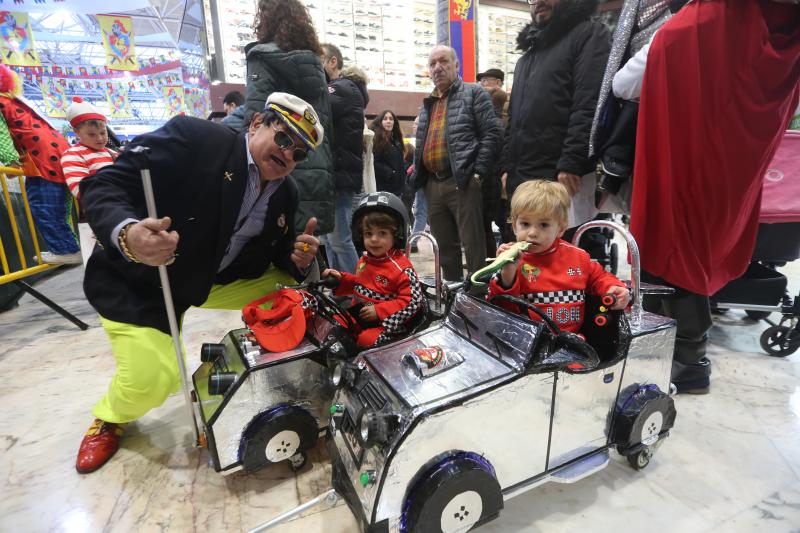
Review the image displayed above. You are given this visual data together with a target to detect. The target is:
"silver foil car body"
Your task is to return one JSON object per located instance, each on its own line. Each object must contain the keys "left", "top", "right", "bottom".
{"left": 328, "top": 292, "right": 676, "bottom": 531}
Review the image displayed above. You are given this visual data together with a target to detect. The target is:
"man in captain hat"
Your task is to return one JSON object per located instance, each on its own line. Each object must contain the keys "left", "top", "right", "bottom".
{"left": 75, "top": 92, "right": 323, "bottom": 473}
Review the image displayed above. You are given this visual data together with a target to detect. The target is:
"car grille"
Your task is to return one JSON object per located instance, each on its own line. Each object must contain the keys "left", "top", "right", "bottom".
{"left": 357, "top": 380, "right": 388, "bottom": 412}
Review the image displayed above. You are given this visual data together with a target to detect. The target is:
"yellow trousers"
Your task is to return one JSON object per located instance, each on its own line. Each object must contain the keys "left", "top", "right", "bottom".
{"left": 92, "top": 266, "right": 297, "bottom": 423}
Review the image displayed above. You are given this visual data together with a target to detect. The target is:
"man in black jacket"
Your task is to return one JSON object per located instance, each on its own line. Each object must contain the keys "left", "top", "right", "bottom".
{"left": 413, "top": 45, "right": 501, "bottom": 283}
{"left": 74, "top": 93, "right": 322, "bottom": 474}
{"left": 502, "top": 0, "right": 610, "bottom": 200}
{"left": 321, "top": 43, "right": 367, "bottom": 273}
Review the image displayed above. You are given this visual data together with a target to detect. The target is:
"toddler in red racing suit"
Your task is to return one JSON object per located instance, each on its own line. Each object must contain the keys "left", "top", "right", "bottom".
{"left": 489, "top": 180, "right": 629, "bottom": 333}
{"left": 323, "top": 192, "right": 425, "bottom": 347}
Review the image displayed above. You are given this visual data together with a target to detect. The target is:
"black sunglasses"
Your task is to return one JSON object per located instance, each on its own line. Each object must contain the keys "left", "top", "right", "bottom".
{"left": 272, "top": 124, "right": 308, "bottom": 163}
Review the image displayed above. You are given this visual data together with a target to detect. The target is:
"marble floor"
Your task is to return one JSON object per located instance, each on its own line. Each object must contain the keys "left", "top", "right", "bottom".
{"left": 1, "top": 242, "right": 799, "bottom": 533}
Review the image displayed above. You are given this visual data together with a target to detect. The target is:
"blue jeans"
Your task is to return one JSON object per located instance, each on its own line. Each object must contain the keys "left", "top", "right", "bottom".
{"left": 324, "top": 190, "right": 360, "bottom": 273}
{"left": 26, "top": 176, "right": 80, "bottom": 254}
{"left": 412, "top": 188, "right": 428, "bottom": 234}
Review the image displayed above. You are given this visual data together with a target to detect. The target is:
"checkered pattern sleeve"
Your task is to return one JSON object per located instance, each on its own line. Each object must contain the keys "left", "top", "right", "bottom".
{"left": 372, "top": 265, "right": 423, "bottom": 321}
{"left": 375, "top": 267, "right": 425, "bottom": 345}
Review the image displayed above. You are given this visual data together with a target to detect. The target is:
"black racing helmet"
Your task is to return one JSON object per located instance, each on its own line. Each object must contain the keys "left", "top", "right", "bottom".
{"left": 351, "top": 192, "right": 410, "bottom": 253}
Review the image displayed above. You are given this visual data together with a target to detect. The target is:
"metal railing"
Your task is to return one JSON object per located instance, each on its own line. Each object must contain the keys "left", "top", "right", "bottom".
{"left": 0, "top": 166, "right": 88, "bottom": 329}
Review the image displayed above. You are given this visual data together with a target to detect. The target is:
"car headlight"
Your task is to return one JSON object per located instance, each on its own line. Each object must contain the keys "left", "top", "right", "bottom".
{"left": 208, "top": 371, "right": 237, "bottom": 396}
{"left": 200, "top": 342, "right": 226, "bottom": 363}
{"left": 356, "top": 409, "right": 390, "bottom": 449}
{"left": 330, "top": 362, "right": 357, "bottom": 389}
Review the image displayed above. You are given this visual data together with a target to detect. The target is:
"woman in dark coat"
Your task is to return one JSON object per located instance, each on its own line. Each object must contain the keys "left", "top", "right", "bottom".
{"left": 244, "top": 0, "right": 334, "bottom": 234}
{"left": 370, "top": 110, "right": 406, "bottom": 197}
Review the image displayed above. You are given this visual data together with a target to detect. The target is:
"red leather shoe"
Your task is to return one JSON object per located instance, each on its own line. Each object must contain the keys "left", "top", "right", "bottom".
{"left": 76, "top": 419, "right": 125, "bottom": 474}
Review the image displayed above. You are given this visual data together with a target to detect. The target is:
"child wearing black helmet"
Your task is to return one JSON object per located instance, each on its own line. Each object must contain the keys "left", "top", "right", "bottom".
{"left": 323, "top": 192, "right": 425, "bottom": 347}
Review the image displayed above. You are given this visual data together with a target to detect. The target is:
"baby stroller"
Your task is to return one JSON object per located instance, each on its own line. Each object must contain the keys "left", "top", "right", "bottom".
{"left": 712, "top": 131, "right": 800, "bottom": 357}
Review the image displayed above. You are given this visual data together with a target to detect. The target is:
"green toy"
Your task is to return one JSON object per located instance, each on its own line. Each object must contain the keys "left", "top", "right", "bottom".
{"left": 470, "top": 241, "right": 530, "bottom": 285}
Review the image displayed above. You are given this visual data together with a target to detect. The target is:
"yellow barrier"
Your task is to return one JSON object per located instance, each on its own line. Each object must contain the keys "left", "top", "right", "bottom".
{"left": 0, "top": 166, "right": 57, "bottom": 284}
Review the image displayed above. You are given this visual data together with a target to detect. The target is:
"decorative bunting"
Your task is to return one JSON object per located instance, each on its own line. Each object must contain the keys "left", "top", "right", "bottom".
{"left": 98, "top": 15, "right": 138, "bottom": 71}
{"left": 0, "top": 11, "right": 40, "bottom": 67}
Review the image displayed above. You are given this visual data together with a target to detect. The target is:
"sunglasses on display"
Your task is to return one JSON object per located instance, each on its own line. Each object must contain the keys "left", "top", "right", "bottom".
{"left": 271, "top": 123, "right": 308, "bottom": 162}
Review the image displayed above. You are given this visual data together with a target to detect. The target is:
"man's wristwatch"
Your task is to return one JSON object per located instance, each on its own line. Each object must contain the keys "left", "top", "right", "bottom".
{"left": 118, "top": 223, "right": 141, "bottom": 263}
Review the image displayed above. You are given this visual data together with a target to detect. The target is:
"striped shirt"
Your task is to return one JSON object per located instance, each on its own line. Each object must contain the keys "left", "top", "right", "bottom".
{"left": 422, "top": 88, "right": 450, "bottom": 175}
{"left": 60, "top": 144, "right": 117, "bottom": 199}
{"left": 218, "top": 134, "right": 284, "bottom": 273}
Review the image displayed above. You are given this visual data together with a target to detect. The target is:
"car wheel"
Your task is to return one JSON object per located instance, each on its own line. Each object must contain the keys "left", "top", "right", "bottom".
{"left": 627, "top": 447, "right": 653, "bottom": 470}
{"left": 760, "top": 325, "right": 799, "bottom": 357}
{"left": 403, "top": 454, "right": 503, "bottom": 533}
{"left": 614, "top": 387, "right": 676, "bottom": 454}
{"left": 239, "top": 406, "right": 318, "bottom": 473}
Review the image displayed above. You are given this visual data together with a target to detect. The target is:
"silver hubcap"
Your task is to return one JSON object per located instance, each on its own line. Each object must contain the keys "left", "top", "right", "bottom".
{"left": 440, "top": 490, "right": 482, "bottom": 532}
{"left": 640, "top": 411, "right": 663, "bottom": 445}
{"left": 265, "top": 430, "right": 300, "bottom": 462}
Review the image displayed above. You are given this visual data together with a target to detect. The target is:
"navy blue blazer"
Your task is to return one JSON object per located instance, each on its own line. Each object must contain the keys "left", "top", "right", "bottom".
{"left": 80, "top": 116, "right": 303, "bottom": 334}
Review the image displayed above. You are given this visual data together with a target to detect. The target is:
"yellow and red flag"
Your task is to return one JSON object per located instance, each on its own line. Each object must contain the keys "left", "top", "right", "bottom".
{"left": 0, "top": 11, "right": 40, "bottom": 67}
{"left": 162, "top": 86, "right": 184, "bottom": 117}
{"left": 98, "top": 15, "right": 137, "bottom": 71}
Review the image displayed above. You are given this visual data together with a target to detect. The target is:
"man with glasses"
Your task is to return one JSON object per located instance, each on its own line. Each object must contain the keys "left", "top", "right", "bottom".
{"left": 74, "top": 92, "right": 323, "bottom": 474}
{"left": 476, "top": 68, "right": 504, "bottom": 91}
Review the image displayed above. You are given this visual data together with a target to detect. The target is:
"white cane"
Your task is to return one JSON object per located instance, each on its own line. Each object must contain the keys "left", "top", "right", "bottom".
{"left": 130, "top": 146, "right": 200, "bottom": 445}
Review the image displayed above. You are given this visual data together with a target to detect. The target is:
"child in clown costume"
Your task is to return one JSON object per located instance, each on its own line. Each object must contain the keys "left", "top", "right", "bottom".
{"left": 489, "top": 180, "right": 629, "bottom": 333}
{"left": 323, "top": 192, "right": 425, "bottom": 347}
{"left": 0, "top": 64, "right": 79, "bottom": 264}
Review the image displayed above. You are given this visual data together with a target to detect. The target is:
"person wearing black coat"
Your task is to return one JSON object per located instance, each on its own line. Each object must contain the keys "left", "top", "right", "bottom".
{"left": 371, "top": 110, "right": 406, "bottom": 197}
{"left": 321, "top": 46, "right": 369, "bottom": 273}
{"left": 501, "top": 0, "right": 610, "bottom": 199}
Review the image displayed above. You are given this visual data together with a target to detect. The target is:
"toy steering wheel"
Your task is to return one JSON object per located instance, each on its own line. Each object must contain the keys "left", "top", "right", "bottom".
{"left": 282, "top": 277, "right": 359, "bottom": 333}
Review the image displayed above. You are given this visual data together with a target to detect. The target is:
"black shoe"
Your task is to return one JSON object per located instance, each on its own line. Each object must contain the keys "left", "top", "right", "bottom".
{"left": 673, "top": 376, "right": 710, "bottom": 395}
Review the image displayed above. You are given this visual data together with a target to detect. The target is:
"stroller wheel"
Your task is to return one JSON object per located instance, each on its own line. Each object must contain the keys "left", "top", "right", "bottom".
{"left": 759, "top": 325, "right": 799, "bottom": 357}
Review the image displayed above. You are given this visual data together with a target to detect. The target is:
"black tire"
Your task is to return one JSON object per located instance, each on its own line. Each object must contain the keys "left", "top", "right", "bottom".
{"left": 760, "top": 325, "right": 799, "bottom": 357}
{"left": 627, "top": 448, "right": 653, "bottom": 470}
{"left": 240, "top": 407, "right": 318, "bottom": 473}
{"left": 608, "top": 242, "right": 619, "bottom": 276}
{"left": 745, "top": 310, "right": 771, "bottom": 321}
{"left": 613, "top": 388, "right": 676, "bottom": 453}
{"left": 404, "top": 454, "right": 503, "bottom": 533}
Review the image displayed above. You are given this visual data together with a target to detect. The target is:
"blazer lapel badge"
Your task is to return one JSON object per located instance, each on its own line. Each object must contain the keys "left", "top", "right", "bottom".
{"left": 223, "top": 171, "right": 233, "bottom": 182}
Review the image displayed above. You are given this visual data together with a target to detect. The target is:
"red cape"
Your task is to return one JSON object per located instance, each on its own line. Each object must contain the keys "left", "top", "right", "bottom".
{"left": 630, "top": 0, "right": 800, "bottom": 296}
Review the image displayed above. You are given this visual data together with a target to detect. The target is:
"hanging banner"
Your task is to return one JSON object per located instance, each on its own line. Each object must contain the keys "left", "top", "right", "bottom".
{"left": 97, "top": 15, "right": 138, "bottom": 71}
{"left": 0, "top": 1, "right": 151, "bottom": 14}
{"left": 162, "top": 86, "right": 184, "bottom": 117}
{"left": 40, "top": 78, "right": 68, "bottom": 118}
{"left": 0, "top": 11, "right": 41, "bottom": 67}
{"left": 448, "top": 0, "right": 476, "bottom": 82}
{"left": 105, "top": 83, "right": 132, "bottom": 119}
